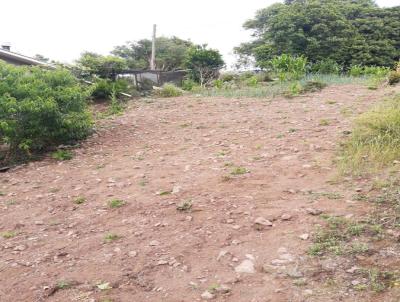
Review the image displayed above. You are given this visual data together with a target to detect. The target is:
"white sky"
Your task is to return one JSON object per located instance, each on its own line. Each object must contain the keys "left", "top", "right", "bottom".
{"left": 1, "top": 0, "right": 398, "bottom": 68}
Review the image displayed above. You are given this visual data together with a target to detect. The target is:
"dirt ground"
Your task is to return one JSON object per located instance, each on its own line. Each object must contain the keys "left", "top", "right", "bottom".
{"left": 1, "top": 84, "right": 399, "bottom": 302}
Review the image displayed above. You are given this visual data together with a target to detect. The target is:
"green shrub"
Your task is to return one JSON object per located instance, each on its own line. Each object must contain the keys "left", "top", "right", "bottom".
{"left": 213, "top": 79, "right": 224, "bottom": 89}
{"left": 0, "top": 62, "right": 92, "bottom": 162}
{"left": 245, "top": 76, "right": 259, "bottom": 87}
{"left": 182, "top": 79, "right": 198, "bottom": 91}
{"left": 388, "top": 71, "right": 400, "bottom": 86}
{"left": 311, "top": 59, "right": 342, "bottom": 74}
{"left": 270, "top": 54, "right": 307, "bottom": 81}
{"left": 255, "top": 72, "right": 273, "bottom": 82}
{"left": 158, "top": 83, "right": 183, "bottom": 97}
{"left": 220, "top": 73, "right": 236, "bottom": 82}
{"left": 52, "top": 150, "right": 73, "bottom": 161}
{"left": 91, "top": 78, "right": 129, "bottom": 100}
{"left": 349, "top": 65, "right": 390, "bottom": 77}
{"left": 302, "top": 80, "right": 327, "bottom": 93}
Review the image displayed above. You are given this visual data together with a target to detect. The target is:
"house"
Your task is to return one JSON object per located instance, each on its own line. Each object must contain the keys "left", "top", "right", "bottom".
{"left": 0, "top": 44, "right": 54, "bottom": 68}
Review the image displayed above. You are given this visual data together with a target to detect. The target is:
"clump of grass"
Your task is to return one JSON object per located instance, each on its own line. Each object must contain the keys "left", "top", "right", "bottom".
{"left": 319, "top": 119, "right": 330, "bottom": 126}
{"left": 231, "top": 166, "right": 249, "bottom": 175}
{"left": 57, "top": 281, "right": 71, "bottom": 289}
{"left": 1, "top": 231, "right": 17, "bottom": 239}
{"left": 52, "top": 150, "right": 73, "bottom": 161}
{"left": 73, "top": 196, "right": 86, "bottom": 205}
{"left": 340, "top": 95, "right": 400, "bottom": 174}
{"left": 108, "top": 199, "right": 126, "bottom": 208}
{"left": 158, "top": 83, "right": 184, "bottom": 97}
{"left": 104, "top": 233, "right": 120, "bottom": 243}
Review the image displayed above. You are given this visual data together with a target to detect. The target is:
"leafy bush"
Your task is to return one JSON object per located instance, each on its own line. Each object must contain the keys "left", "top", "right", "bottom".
{"left": 255, "top": 72, "right": 273, "bottom": 82}
{"left": 0, "top": 62, "right": 92, "bottom": 162}
{"left": 182, "top": 79, "right": 198, "bottom": 91}
{"left": 220, "top": 73, "right": 236, "bottom": 82}
{"left": 245, "top": 76, "right": 259, "bottom": 87}
{"left": 52, "top": 150, "right": 73, "bottom": 161}
{"left": 349, "top": 65, "right": 390, "bottom": 77}
{"left": 91, "top": 78, "right": 129, "bottom": 100}
{"left": 270, "top": 54, "right": 307, "bottom": 81}
{"left": 302, "top": 80, "right": 327, "bottom": 93}
{"left": 311, "top": 59, "right": 342, "bottom": 75}
{"left": 213, "top": 79, "right": 224, "bottom": 89}
{"left": 158, "top": 83, "right": 183, "bottom": 97}
{"left": 388, "top": 71, "right": 400, "bottom": 86}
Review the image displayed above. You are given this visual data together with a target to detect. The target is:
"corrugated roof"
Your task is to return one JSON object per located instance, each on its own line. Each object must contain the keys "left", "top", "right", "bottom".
{"left": 0, "top": 49, "right": 55, "bottom": 68}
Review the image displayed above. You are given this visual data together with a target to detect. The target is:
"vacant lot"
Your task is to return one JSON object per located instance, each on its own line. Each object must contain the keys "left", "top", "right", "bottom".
{"left": 1, "top": 84, "right": 399, "bottom": 302}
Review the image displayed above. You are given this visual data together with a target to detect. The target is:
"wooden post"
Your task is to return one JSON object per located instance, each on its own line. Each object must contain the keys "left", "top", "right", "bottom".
{"left": 150, "top": 24, "right": 156, "bottom": 70}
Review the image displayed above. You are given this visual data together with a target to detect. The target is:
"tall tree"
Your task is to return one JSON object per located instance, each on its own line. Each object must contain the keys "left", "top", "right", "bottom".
{"left": 112, "top": 36, "right": 193, "bottom": 71}
{"left": 235, "top": 0, "right": 400, "bottom": 68}
{"left": 184, "top": 45, "right": 225, "bottom": 86}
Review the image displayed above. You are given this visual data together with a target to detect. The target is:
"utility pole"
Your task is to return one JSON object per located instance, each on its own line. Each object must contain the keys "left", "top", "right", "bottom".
{"left": 150, "top": 24, "right": 156, "bottom": 70}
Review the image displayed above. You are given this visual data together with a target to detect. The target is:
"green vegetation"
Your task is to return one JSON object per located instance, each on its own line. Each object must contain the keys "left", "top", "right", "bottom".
{"left": 103, "top": 233, "right": 120, "bottom": 243}
{"left": 0, "top": 231, "right": 17, "bottom": 239}
{"left": 108, "top": 199, "right": 126, "bottom": 208}
{"left": 340, "top": 94, "right": 400, "bottom": 174}
{"left": 158, "top": 83, "right": 184, "bottom": 97}
{"left": 52, "top": 150, "right": 73, "bottom": 161}
{"left": 184, "top": 45, "right": 225, "bottom": 87}
{"left": 73, "top": 196, "right": 86, "bottom": 205}
{"left": 231, "top": 166, "right": 249, "bottom": 175}
{"left": 236, "top": 0, "right": 400, "bottom": 69}
{"left": 0, "top": 62, "right": 92, "bottom": 164}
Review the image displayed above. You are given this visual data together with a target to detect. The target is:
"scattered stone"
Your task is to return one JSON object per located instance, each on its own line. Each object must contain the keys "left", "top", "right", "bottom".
{"left": 281, "top": 214, "right": 292, "bottom": 221}
{"left": 346, "top": 266, "right": 359, "bottom": 274}
{"left": 201, "top": 290, "right": 215, "bottom": 300}
{"left": 149, "top": 240, "right": 160, "bottom": 246}
{"left": 217, "top": 250, "right": 228, "bottom": 261}
{"left": 355, "top": 188, "right": 363, "bottom": 192}
{"left": 128, "top": 251, "right": 138, "bottom": 257}
{"left": 253, "top": 217, "right": 273, "bottom": 230}
{"left": 216, "top": 284, "right": 231, "bottom": 294}
{"left": 303, "top": 289, "right": 313, "bottom": 296}
{"left": 157, "top": 260, "right": 169, "bottom": 266}
{"left": 235, "top": 259, "right": 255, "bottom": 274}
{"left": 305, "top": 208, "right": 322, "bottom": 216}
{"left": 287, "top": 268, "right": 304, "bottom": 278}
{"left": 279, "top": 253, "right": 294, "bottom": 262}
{"left": 14, "top": 245, "right": 26, "bottom": 251}
{"left": 299, "top": 233, "right": 309, "bottom": 240}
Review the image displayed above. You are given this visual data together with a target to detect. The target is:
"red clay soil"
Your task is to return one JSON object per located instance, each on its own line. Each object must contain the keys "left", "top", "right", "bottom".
{"left": 0, "top": 85, "right": 399, "bottom": 302}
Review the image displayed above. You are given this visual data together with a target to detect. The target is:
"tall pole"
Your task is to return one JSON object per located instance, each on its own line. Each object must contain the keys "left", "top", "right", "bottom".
{"left": 150, "top": 24, "right": 156, "bottom": 70}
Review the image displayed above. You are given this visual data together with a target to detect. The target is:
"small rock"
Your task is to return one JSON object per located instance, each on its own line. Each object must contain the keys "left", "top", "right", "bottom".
{"left": 128, "top": 251, "right": 137, "bottom": 257}
{"left": 351, "top": 280, "right": 361, "bottom": 286}
{"left": 216, "top": 284, "right": 231, "bottom": 294}
{"left": 149, "top": 240, "right": 160, "bottom": 246}
{"left": 14, "top": 245, "right": 26, "bottom": 251}
{"left": 157, "top": 260, "right": 169, "bottom": 265}
{"left": 281, "top": 214, "right": 292, "bottom": 221}
{"left": 303, "top": 289, "right": 313, "bottom": 296}
{"left": 34, "top": 221, "right": 44, "bottom": 225}
{"left": 299, "top": 233, "right": 309, "bottom": 240}
{"left": 234, "top": 259, "right": 255, "bottom": 274}
{"left": 346, "top": 266, "right": 359, "bottom": 274}
{"left": 305, "top": 208, "right": 322, "bottom": 216}
{"left": 201, "top": 290, "right": 215, "bottom": 300}
{"left": 287, "top": 268, "right": 304, "bottom": 278}
{"left": 217, "top": 250, "right": 228, "bottom": 261}
{"left": 253, "top": 217, "right": 273, "bottom": 230}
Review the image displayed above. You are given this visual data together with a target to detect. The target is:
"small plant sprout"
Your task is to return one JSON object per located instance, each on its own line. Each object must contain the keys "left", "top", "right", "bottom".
{"left": 104, "top": 233, "right": 120, "bottom": 243}
{"left": 319, "top": 119, "right": 330, "bottom": 126}
{"left": 231, "top": 166, "right": 249, "bottom": 175}
{"left": 1, "top": 231, "right": 17, "bottom": 239}
{"left": 108, "top": 199, "right": 126, "bottom": 208}
{"left": 73, "top": 196, "right": 86, "bottom": 205}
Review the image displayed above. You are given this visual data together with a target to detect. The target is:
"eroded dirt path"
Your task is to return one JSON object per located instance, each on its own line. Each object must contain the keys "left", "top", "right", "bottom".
{"left": 0, "top": 85, "right": 397, "bottom": 302}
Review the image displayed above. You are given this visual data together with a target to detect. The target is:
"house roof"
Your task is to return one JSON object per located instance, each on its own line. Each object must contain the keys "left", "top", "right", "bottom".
{"left": 0, "top": 48, "right": 55, "bottom": 68}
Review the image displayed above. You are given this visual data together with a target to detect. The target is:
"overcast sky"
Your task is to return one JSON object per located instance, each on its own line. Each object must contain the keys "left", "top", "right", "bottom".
{"left": 1, "top": 0, "right": 398, "bottom": 68}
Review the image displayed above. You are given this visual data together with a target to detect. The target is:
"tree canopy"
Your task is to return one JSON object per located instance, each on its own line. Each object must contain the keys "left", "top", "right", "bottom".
{"left": 235, "top": 0, "right": 400, "bottom": 69}
{"left": 112, "top": 36, "right": 194, "bottom": 71}
{"left": 75, "top": 52, "right": 127, "bottom": 80}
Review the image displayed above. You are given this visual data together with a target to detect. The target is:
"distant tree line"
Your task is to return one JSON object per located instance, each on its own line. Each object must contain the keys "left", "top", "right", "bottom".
{"left": 235, "top": 0, "right": 400, "bottom": 69}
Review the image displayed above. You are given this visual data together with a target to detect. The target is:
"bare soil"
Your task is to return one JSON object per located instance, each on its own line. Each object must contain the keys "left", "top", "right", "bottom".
{"left": 1, "top": 84, "right": 399, "bottom": 302}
